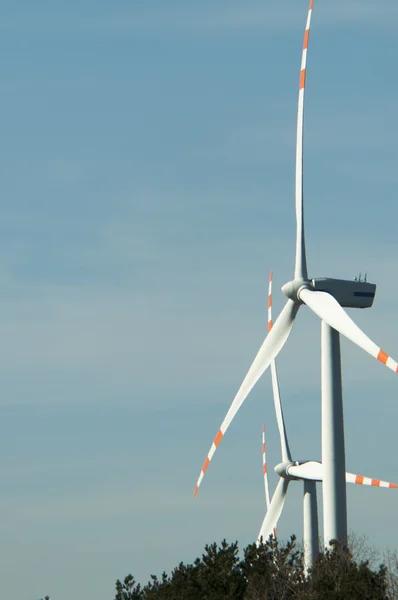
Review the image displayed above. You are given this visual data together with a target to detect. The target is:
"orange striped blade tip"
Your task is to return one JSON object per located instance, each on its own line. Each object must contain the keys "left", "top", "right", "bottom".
{"left": 202, "top": 457, "right": 210, "bottom": 474}
{"left": 299, "top": 0, "right": 314, "bottom": 87}
{"left": 303, "top": 29, "right": 309, "bottom": 50}
{"left": 377, "top": 350, "right": 388, "bottom": 364}
{"left": 193, "top": 429, "right": 224, "bottom": 499}
{"left": 300, "top": 69, "right": 306, "bottom": 90}
{"left": 268, "top": 272, "right": 273, "bottom": 295}
{"left": 354, "top": 474, "right": 398, "bottom": 489}
{"left": 376, "top": 349, "right": 398, "bottom": 372}
{"left": 214, "top": 429, "right": 223, "bottom": 447}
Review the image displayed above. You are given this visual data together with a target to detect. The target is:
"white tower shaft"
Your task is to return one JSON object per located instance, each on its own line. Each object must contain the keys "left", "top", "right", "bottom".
{"left": 303, "top": 480, "right": 319, "bottom": 574}
{"left": 321, "top": 322, "right": 348, "bottom": 547}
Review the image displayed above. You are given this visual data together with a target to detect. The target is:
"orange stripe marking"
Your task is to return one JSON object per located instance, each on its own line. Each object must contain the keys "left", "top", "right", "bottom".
{"left": 193, "top": 485, "right": 199, "bottom": 498}
{"left": 389, "top": 483, "right": 398, "bottom": 489}
{"left": 202, "top": 457, "right": 210, "bottom": 474}
{"left": 377, "top": 350, "right": 389, "bottom": 365}
{"left": 300, "top": 69, "right": 306, "bottom": 90}
{"left": 304, "top": 30, "right": 309, "bottom": 49}
{"left": 355, "top": 475, "right": 364, "bottom": 485}
{"left": 269, "top": 270, "right": 273, "bottom": 282}
{"left": 268, "top": 320, "right": 273, "bottom": 332}
{"left": 371, "top": 479, "right": 380, "bottom": 487}
{"left": 262, "top": 443, "right": 266, "bottom": 454}
{"left": 268, "top": 294, "right": 272, "bottom": 308}
{"left": 263, "top": 464, "right": 267, "bottom": 475}
{"left": 309, "top": 0, "right": 314, "bottom": 9}
{"left": 214, "top": 430, "right": 223, "bottom": 447}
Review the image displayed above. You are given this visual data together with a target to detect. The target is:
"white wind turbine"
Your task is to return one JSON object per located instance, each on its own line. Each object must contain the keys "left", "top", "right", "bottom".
{"left": 194, "top": 0, "right": 398, "bottom": 548}
{"left": 260, "top": 272, "right": 398, "bottom": 572}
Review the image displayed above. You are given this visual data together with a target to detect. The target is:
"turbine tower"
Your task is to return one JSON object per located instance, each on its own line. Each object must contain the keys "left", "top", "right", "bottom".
{"left": 259, "top": 272, "right": 398, "bottom": 572}
{"left": 193, "top": 0, "right": 398, "bottom": 548}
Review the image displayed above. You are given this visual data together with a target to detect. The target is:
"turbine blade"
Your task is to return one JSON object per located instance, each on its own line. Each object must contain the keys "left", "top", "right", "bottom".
{"left": 346, "top": 472, "right": 398, "bottom": 489}
{"left": 288, "top": 461, "right": 323, "bottom": 481}
{"left": 300, "top": 288, "right": 398, "bottom": 374}
{"left": 268, "top": 271, "right": 292, "bottom": 462}
{"left": 193, "top": 299, "right": 300, "bottom": 498}
{"left": 257, "top": 478, "right": 289, "bottom": 544}
{"left": 294, "top": 0, "right": 315, "bottom": 280}
{"left": 262, "top": 425, "right": 271, "bottom": 509}
{"left": 284, "top": 461, "right": 398, "bottom": 489}
{"left": 267, "top": 270, "right": 273, "bottom": 333}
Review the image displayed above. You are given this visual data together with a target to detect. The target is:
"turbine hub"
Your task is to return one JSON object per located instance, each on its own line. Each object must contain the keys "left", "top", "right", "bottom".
{"left": 281, "top": 279, "right": 311, "bottom": 303}
{"left": 274, "top": 461, "right": 296, "bottom": 480}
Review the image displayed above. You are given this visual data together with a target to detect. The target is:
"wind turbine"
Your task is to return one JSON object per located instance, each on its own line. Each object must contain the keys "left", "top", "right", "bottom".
{"left": 193, "top": 0, "right": 398, "bottom": 548}
{"left": 259, "top": 272, "right": 398, "bottom": 573}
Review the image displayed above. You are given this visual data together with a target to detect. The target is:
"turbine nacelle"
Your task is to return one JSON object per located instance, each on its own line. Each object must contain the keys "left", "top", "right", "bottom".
{"left": 311, "top": 278, "right": 376, "bottom": 309}
{"left": 282, "top": 277, "right": 376, "bottom": 309}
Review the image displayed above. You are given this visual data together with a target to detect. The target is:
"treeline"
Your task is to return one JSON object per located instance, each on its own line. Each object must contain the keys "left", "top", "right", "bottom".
{"left": 114, "top": 536, "right": 398, "bottom": 600}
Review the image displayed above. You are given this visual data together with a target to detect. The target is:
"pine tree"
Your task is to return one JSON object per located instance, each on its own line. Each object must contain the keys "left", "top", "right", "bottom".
{"left": 113, "top": 536, "right": 389, "bottom": 600}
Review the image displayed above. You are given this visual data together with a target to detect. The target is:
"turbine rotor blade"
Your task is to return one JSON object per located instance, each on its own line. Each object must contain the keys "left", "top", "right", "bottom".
{"left": 287, "top": 461, "right": 323, "bottom": 481}
{"left": 299, "top": 288, "right": 398, "bottom": 374}
{"left": 294, "top": 0, "right": 315, "bottom": 280}
{"left": 193, "top": 299, "right": 300, "bottom": 498}
{"left": 268, "top": 271, "right": 292, "bottom": 462}
{"left": 257, "top": 478, "right": 289, "bottom": 544}
{"left": 262, "top": 425, "right": 271, "bottom": 509}
{"left": 284, "top": 461, "right": 398, "bottom": 489}
{"left": 270, "top": 364, "right": 292, "bottom": 463}
{"left": 346, "top": 472, "right": 398, "bottom": 489}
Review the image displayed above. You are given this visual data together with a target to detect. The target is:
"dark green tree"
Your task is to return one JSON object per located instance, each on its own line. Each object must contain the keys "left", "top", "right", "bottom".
{"left": 143, "top": 540, "right": 246, "bottom": 600}
{"left": 306, "top": 540, "right": 387, "bottom": 600}
{"left": 144, "top": 566, "right": 199, "bottom": 600}
{"left": 197, "top": 539, "right": 245, "bottom": 599}
{"left": 241, "top": 535, "right": 305, "bottom": 600}
{"left": 115, "top": 574, "right": 143, "bottom": 600}
{"left": 113, "top": 536, "right": 389, "bottom": 600}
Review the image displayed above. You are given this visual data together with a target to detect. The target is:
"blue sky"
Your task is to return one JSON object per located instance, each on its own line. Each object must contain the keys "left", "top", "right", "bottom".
{"left": 0, "top": 1, "right": 398, "bottom": 598}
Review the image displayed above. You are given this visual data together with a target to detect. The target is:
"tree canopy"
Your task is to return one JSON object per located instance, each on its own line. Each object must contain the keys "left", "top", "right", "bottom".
{"left": 114, "top": 536, "right": 393, "bottom": 600}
